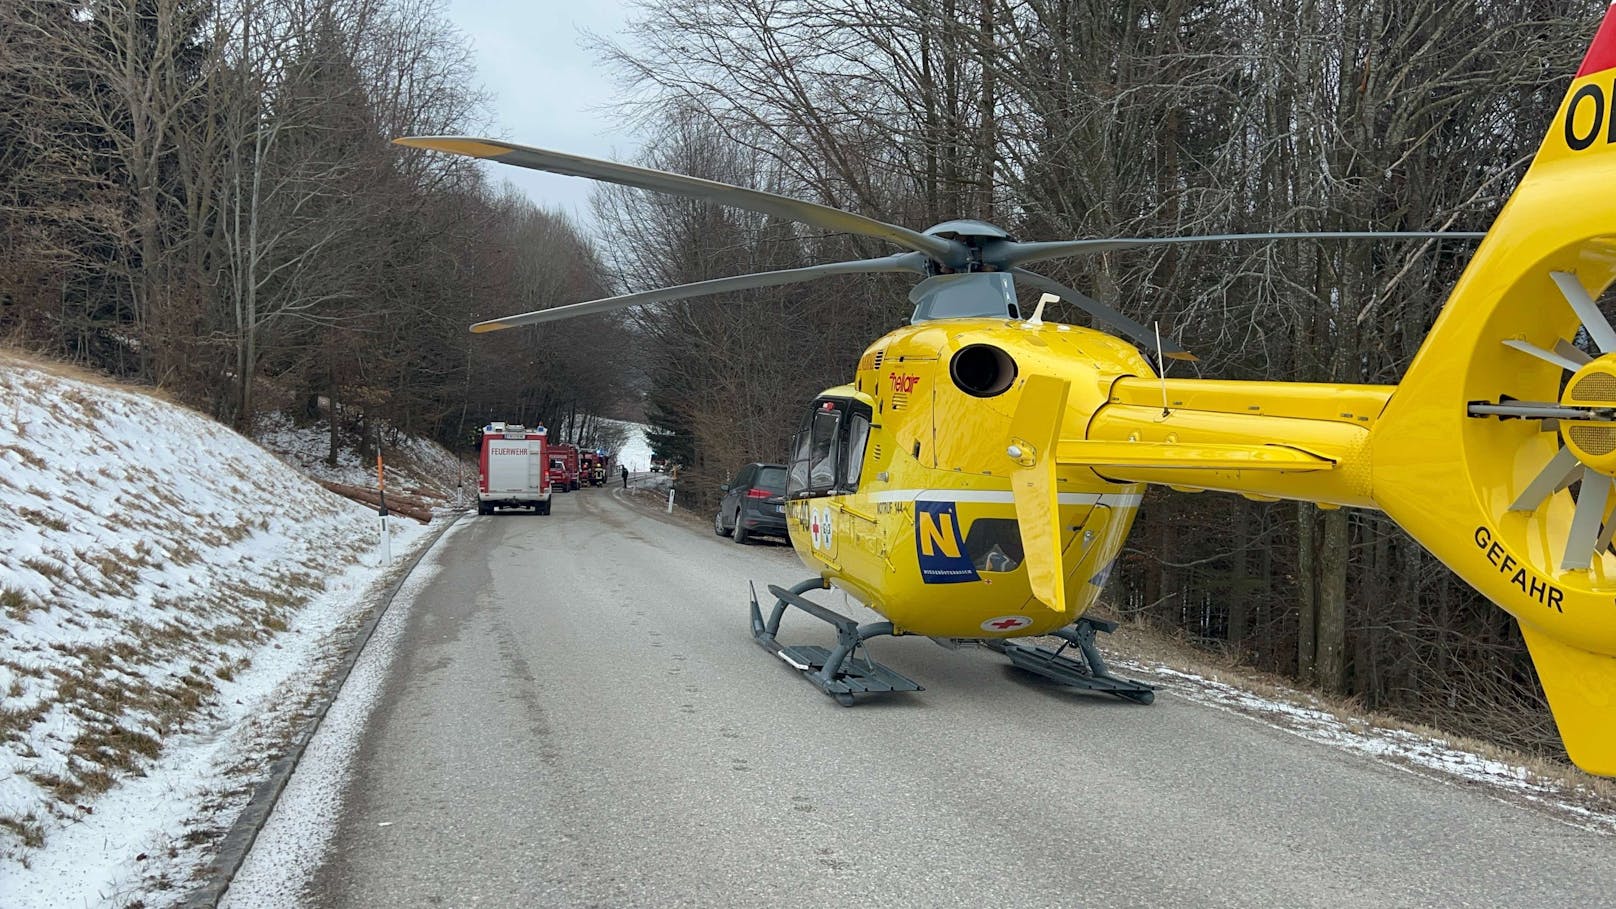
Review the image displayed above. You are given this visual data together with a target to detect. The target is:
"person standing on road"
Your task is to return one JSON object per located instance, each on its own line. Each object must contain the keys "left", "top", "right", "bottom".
{"left": 621, "top": 465, "right": 629, "bottom": 489}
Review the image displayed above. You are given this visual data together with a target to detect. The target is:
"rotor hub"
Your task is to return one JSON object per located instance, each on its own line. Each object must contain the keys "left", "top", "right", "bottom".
{"left": 1560, "top": 355, "right": 1616, "bottom": 472}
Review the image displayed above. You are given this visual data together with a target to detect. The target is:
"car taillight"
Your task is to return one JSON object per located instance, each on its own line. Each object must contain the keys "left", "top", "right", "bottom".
{"left": 746, "top": 488, "right": 771, "bottom": 499}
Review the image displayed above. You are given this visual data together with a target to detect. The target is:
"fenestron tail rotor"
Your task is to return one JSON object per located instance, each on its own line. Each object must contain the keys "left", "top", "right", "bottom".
{"left": 1470, "top": 270, "right": 1616, "bottom": 571}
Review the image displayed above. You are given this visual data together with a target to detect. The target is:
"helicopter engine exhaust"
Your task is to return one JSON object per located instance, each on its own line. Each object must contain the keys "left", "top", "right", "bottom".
{"left": 950, "top": 344, "right": 1018, "bottom": 397}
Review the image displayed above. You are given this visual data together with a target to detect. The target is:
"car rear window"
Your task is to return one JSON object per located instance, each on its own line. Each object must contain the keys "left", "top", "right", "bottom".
{"left": 755, "top": 466, "right": 787, "bottom": 491}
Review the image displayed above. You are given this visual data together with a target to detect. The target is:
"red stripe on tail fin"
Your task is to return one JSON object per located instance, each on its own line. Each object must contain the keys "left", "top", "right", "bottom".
{"left": 1577, "top": 3, "right": 1616, "bottom": 76}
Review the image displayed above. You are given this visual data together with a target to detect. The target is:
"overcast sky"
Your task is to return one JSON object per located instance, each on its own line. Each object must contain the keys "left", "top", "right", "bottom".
{"left": 443, "top": 0, "right": 642, "bottom": 229}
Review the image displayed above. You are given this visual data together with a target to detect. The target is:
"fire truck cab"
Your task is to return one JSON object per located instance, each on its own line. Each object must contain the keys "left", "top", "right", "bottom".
{"left": 549, "top": 443, "right": 580, "bottom": 491}
{"left": 478, "top": 422, "right": 550, "bottom": 515}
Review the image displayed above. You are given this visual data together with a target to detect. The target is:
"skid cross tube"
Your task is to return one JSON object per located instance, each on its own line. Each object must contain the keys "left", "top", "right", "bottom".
{"left": 750, "top": 578, "right": 923, "bottom": 705}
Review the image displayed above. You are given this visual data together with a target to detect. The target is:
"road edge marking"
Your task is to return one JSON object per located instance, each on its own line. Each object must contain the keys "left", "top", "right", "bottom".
{"left": 183, "top": 511, "right": 466, "bottom": 909}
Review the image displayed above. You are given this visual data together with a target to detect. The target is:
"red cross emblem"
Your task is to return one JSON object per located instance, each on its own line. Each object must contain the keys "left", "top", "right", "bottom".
{"left": 982, "top": 615, "right": 1031, "bottom": 631}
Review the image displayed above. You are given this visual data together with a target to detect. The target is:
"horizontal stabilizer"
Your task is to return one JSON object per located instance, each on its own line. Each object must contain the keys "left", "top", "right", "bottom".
{"left": 1056, "top": 440, "right": 1335, "bottom": 471}
{"left": 1519, "top": 625, "right": 1616, "bottom": 775}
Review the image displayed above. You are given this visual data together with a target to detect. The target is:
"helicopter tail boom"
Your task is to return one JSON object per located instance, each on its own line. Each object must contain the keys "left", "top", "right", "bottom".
{"left": 1015, "top": 373, "right": 1377, "bottom": 612}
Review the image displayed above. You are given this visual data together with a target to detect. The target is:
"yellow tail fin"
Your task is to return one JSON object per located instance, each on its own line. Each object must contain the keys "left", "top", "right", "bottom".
{"left": 1009, "top": 375, "right": 1069, "bottom": 613}
{"left": 1519, "top": 626, "right": 1616, "bottom": 776}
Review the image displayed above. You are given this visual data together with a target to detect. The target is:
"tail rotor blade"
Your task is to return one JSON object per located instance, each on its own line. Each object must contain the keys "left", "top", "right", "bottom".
{"left": 1563, "top": 471, "right": 1613, "bottom": 569}
{"left": 1509, "top": 446, "right": 1583, "bottom": 512}
{"left": 1555, "top": 463, "right": 1587, "bottom": 495}
{"left": 1555, "top": 339, "right": 1594, "bottom": 367}
{"left": 1551, "top": 271, "right": 1616, "bottom": 353}
{"left": 1596, "top": 504, "right": 1616, "bottom": 555}
{"left": 1503, "top": 338, "right": 1587, "bottom": 373}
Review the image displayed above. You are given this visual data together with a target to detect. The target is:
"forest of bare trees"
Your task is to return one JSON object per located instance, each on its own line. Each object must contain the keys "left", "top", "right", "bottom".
{"left": 3, "top": 0, "right": 1608, "bottom": 759}
{"left": 0, "top": 0, "right": 629, "bottom": 458}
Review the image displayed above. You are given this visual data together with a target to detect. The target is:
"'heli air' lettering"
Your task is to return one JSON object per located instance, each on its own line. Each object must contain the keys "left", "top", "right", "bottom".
{"left": 889, "top": 372, "right": 920, "bottom": 393}
{"left": 1474, "top": 525, "right": 1565, "bottom": 613}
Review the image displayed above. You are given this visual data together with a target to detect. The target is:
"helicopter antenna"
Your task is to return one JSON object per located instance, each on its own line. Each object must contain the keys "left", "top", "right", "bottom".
{"left": 1029, "top": 292, "right": 1056, "bottom": 326}
{"left": 1154, "top": 321, "right": 1171, "bottom": 416}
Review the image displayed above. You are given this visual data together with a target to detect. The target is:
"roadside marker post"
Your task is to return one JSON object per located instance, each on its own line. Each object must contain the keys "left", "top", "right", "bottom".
{"left": 377, "top": 453, "right": 392, "bottom": 565}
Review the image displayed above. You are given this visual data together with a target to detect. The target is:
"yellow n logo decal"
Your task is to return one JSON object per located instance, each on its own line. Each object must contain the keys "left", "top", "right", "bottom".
{"left": 915, "top": 501, "right": 978, "bottom": 584}
{"left": 918, "top": 510, "right": 962, "bottom": 558}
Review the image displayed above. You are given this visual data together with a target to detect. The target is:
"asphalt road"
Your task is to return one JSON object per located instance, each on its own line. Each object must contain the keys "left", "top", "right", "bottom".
{"left": 275, "top": 484, "right": 1616, "bottom": 907}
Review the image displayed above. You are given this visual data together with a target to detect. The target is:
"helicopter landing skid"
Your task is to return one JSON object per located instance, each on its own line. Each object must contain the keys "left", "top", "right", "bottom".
{"left": 750, "top": 579, "right": 923, "bottom": 706}
{"left": 984, "top": 618, "right": 1157, "bottom": 705}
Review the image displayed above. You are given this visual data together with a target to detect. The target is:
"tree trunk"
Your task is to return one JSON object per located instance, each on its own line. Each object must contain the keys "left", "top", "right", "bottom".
{"left": 1227, "top": 500, "right": 1250, "bottom": 648}
{"left": 1297, "top": 501, "right": 1317, "bottom": 681}
{"left": 1317, "top": 507, "right": 1349, "bottom": 694}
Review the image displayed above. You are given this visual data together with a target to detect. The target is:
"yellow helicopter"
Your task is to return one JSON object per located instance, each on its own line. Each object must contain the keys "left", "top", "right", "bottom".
{"left": 400, "top": 6, "right": 1616, "bottom": 776}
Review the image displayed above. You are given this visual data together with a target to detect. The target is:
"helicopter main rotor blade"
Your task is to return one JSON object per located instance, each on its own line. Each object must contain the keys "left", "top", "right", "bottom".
{"left": 1011, "top": 269, "right": 1197, "bottom": 361}
{"left": 396, "top": 137, "right": 958, "bottom": 262}
{"left": 1002, "top": 231, "right": 1488, "bottom": 269}
{"left": 470, "top": 252, "right": 929, "bottom": 333}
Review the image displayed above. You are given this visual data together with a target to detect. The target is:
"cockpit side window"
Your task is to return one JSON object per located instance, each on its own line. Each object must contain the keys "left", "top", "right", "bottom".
{"left": 842, "top": 412, "right": 870, "bottom": 489}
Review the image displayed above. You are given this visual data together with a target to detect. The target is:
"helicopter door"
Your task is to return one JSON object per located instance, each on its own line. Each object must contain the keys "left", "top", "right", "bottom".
{"left": 789, "top": 398, "right": 876, "bottom": 561}
{"left": 789, "top": 406, "right": 842, "bottom": 559}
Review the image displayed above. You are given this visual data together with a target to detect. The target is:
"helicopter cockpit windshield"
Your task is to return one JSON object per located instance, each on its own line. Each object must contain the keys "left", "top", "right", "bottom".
{"left": 908, "top": 272, "right": 1020, "bottom": 323}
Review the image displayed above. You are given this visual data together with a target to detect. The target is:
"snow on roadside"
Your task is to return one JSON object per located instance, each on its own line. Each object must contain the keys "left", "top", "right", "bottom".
{"left": 0, "top": 354, "right": 441, "bottom": 902}
{"left": 254, "top": 411, "right": 469, "bottom": 497}
{"left": 598, "top": 418, "right": 654, "bottom": 474}
{"left": 220, "top": 521, "right": 465, "bottom": 908}
{"left": 1126, "top": 659, "right": 1616, "bottom": 832}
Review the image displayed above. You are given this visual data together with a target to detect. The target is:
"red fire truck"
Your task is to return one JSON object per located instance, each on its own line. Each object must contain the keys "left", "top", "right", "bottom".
{"left": 579, "top": 451, "right": 610, "bottom": 487}
{"left": 548, "top": 443, "right": 580, "bottom": 492}
{"left": 478, "top": 422, "right": 549, "bottom": 515}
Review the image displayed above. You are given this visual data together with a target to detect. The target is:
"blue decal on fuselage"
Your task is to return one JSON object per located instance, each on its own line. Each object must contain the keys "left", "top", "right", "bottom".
{"left": 915, "top": 500, "right": 980, "bottom": 584}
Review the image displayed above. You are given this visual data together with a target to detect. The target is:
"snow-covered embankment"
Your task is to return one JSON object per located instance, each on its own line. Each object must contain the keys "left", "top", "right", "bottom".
{"left": 0, "top": 353, "right": 437, "bottom": 903}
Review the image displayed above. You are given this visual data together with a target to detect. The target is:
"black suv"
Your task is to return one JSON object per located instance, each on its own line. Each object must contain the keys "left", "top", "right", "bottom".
{"left": 715, "top": 463, "right": 788, "bottom": 543}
